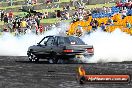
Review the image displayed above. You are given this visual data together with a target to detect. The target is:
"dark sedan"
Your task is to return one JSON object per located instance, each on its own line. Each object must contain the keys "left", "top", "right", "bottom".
{"left": 27, "top": 35, "right": 94, "bottom": 63}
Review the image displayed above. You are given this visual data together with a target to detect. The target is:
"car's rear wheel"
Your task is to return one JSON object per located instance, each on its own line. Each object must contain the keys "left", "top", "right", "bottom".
{"left": 48, "top": 54, "right": 58, "bottom": 64}
{"left": 28, "top": 52, "right": 39, "bottom": 62}
{"left": 48, "top": 57, "right": 58, "bottom": 64}
{"left": 57, "top": 59, "right": 64, "bottom": 64}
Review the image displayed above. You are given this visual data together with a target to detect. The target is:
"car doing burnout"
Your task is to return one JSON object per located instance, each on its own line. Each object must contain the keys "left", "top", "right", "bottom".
{"left": 27, "top": 35, "right": 94, "bottom": 63}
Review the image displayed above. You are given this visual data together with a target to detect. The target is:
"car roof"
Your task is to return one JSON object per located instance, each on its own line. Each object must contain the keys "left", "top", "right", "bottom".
{"left": 46, "top": 35, "right": 77, "bottom": 38}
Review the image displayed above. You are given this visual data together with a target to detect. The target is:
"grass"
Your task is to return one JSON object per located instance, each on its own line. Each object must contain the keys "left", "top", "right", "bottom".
{"left": 0, "top": 21, "right": 4, "bottom": 25}
{"left": 36, "top": 7, "right": 75, "bottom": 13}
{"left": 14, "top": 12, "right": 29, "bottom": 17}
{"left": 0, "top": 2, "right": 41, "bottom": 10}
{"left": 0, "top": 5, "right": 21, "bottom": 10}
{"left": 59, "top": 0, "right": 70, "bottom": 2}
{"left": 36, "top": 8, "right": 63, "bottom": 13}
{"left": 0, "top": 0, "right": 24, "bottom": 4}
{"left": 41, "top": 18, "right": 72, "bottom": 24}
{"left": 41, "top": 18, "right": 61, "bottom": 24}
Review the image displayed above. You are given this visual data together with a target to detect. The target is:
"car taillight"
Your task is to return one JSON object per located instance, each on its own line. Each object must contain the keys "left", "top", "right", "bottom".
{"left": 63, "top": 49, "right": 73, "bottom": 53}
{"left": 87, "top": 48, "right": 94, "bottom": 53}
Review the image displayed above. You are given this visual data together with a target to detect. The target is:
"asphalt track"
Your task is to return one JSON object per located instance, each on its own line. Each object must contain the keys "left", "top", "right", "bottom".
{"left": 0, "top": 56, "right": 132, "bottom": 88}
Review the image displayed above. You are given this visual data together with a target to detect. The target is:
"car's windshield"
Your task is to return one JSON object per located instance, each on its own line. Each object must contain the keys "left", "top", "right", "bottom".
{"left": 64, "top": 37, "right": 85, "bottom": 45}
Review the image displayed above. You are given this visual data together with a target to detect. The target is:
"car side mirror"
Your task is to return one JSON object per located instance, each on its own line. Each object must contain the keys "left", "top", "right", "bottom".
{"left": 44, "top": 41, "right": 47, "bottom": 46}
{"left": 37, "top": 43, "right": 41, "bottom": 46}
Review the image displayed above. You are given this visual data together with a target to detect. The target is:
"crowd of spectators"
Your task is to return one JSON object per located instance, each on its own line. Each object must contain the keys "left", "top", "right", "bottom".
{"left": 1, "top": 0, "right": 132, "bottom": 36}
{"left": 0, "top": 10, "right": 44, "bottom": 35}
{"left": 70, "top": 0, "right": 132, "bottom": 35}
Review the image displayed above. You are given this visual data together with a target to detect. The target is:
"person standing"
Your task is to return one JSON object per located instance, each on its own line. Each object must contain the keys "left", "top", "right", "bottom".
{"left": 126, "top": 21, "right": 131, "bottom": 29}
{"left": 8, "top": 10, "right": 13, "bottom": 21}
{"left": 3, "top": 15, "right": 8, "bottom": 24}
{"left": 1, "top": 10, "right": 4, "bottom": 21}
{"left": 35, "top": 17, "right": 40, "bottom": 28}
{"left": 39, "top": 25, "right": 44, "bottom": 34}
{"left": 100, "top": 22, "right": 106, "bottom": 31}
{"left": 20, "top": 19, "right": 27, "bottom": 34}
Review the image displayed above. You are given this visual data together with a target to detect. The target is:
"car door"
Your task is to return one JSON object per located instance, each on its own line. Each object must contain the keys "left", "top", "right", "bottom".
{"left": 44, "top": 36, "right": 55, "bottom": 54}
{"left": 54, "top": 36, "right": 65, "bottom": 55}
{"left": 35, "top": 36, "right": 50, "bottom": 57}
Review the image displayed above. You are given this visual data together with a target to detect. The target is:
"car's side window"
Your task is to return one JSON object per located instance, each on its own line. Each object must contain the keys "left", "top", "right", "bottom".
{"left": 46, "top": 37, "right": 54, "bottom": 46}
{"left": 40, "top": 37, "right": 49, "bottom": 45}
{"left": 58, "top": 37, "right": 64, "bottom": 45}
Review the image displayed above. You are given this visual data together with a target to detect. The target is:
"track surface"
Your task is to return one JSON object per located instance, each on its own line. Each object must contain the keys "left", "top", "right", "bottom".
{"left": 0, "top": 56, "right": 132, "bottom": 88}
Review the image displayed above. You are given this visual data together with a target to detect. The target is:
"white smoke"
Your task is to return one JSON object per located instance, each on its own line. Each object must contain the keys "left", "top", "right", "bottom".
{"left": 0, "top": 22, "right": 69, "bottom": 56}
{"left": 81, "top": 28, "right": 132, "bottom": 63}
{"left": 1, "top": 23, "right": 132, "bottom": 63}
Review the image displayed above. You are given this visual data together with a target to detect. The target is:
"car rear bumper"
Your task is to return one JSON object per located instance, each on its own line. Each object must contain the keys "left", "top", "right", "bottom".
{"left": 60, "top": 52, "right": 94, "bottom": 59}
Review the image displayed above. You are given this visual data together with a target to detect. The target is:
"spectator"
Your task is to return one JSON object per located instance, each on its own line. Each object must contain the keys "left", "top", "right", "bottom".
{"left": 27, "top": 19, "right": 32, "bottom": 29}
{"left": 8, "top": 10, "right": 13, "bottom": 21}
{"left": 65, "top": 12, "right": 70, "bottom": 19}
{"left": 116, "top": 1, "right": 123, "bottom": 9}
{"left": 83, "top": 11, "right": 89, "bottom": 21}
{"left": 1, "top": 10, "right": 4, "bottom": 21}
{"left": 46, "top": 0, "right": 52, "bottom": 4}
{"left": 93, "top": 18, "right": 99, "bottom": 26}
{"left": 31, "top": 19, "right": 37, "bottom": 33}
{"left": 32, "top": 0, "right": 37, "bottom": 4}
{"left": 107, "top": 7, "right": 112, "bottom": 13}
{"left": 8, "top": 20, "right": 13, "bottom": 32}
{"left": 102, "top": 6, "right": 107, "bottom": 13}
{"left": 27, "top": 0, "right": 32, "bottom": 4}
{"left": 90, "top": 18, "right": 94, "bottom": 26}
{"left": 66, "top": 4, "right": 70, "bottom": 11}
{"left": 35, "top": 16, "right": 40, "bottom": 28}
{"left": 56, "top": 10, "right": 61, "bottom": 18}
{"left": 16, "top": 18, "right": 21, "bottom": 28}
{"left": 79, "top": 15, "right": 83, "bottom": 21}
{"left": 44, "top": 11, "right": 49, "bottom": 18}
{"left": 39, "top": 25, "right": 44, "bottom": 34}
{"left": 125, "top": 1, "right": 131, "bottom": 9}
{"left": 92, "top": 22, "right": 98, "bottom": 31}
{"left": 20, "top": 19, "right": 27, "bottom": 33}
{"left": 121, "top": 7, "right": 127, "bottom": 19}
{"left": 12, "top": 19, "right": 17, "bottom": 32}
{"left": 76, "top": 24, "right": 83, "bottom": 36}
{"left": 126, "top": 21, "right": 131, "bottom": 29}
{"left": 3, "top": 15, "right": 8, "bottom": 24}
{"left": 100, "top": 22, "right": 106, "bottom": 31}
{"left": 74, "top": 9, "right": 79, "bottom": 17}
{"left": 106, "top": 17, "right": 114, "bottom": 25}
{"left": 72, "top": 15, "right": 78, "bottom": 23}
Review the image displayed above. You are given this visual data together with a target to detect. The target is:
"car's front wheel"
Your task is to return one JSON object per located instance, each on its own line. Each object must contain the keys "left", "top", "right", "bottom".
{"left": 28, "top": 52, "right": 39, "bottom": 62}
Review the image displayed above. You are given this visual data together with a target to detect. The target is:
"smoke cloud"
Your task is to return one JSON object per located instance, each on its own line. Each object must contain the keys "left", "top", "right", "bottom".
{"left": 0, "top": 23, "right": 132, "bottom": 63}
{"left": 81, "top": 28, "right": 132, "bottom": 63}
{"left": 0, "top": 22, "right": 69, "bottom": 56}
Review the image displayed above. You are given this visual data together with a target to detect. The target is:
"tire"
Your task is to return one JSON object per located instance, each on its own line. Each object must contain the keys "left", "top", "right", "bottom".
{"left": 28, "top": 52, "right": 39, "bottom": 62}
{"left": 48, "top": 54, "right": 58, "bottom": 64}
{"left": 57, "top": 59, "right": 64, "bottom": 64}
